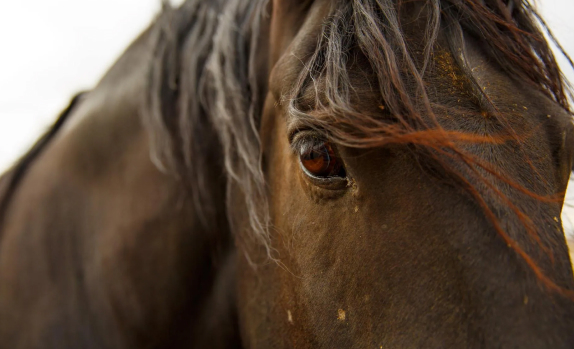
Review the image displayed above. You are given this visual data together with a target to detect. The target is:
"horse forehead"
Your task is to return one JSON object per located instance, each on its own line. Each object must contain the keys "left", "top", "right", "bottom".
{"left": 269, "top": 0, "right": 317, "bottom": 59}
{"left": 269, "top": 0, "right": 334, "bottom": 71}
{"left": 268, "top": 3, "right": 473, "bottom": 101}
{"left": 268, "top": 1, "right": 327, "bottom": 100}
{"left": 269, "top": 45, "right": 476, "bottom": 114}
{"left": 267, "top": 0, "right": 563, "bottom": 128}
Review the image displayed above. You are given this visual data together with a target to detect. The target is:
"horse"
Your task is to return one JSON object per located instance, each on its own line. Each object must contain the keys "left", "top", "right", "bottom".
{"left": 1, "top": 0, "right": 574, "bottom": 347}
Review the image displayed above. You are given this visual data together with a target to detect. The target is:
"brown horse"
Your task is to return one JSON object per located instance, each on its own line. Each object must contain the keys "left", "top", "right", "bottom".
{"left": 1, "top": 0, "right": 574, "bottom": 348}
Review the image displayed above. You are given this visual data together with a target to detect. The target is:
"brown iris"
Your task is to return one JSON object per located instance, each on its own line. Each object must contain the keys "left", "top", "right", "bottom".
{"left": 300, "top": 141, "right": 345, "bottom": 178}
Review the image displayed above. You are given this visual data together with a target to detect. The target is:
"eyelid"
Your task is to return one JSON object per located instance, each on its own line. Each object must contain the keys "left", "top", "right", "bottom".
{"left": 290, "top": 130, "right": 327, "bottom": 155}
{"left": 286, "top": 117, "right": 328, "bottom": 147}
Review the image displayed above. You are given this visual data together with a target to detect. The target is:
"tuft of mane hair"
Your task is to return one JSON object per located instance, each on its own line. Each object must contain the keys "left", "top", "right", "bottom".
{"left": 143, "top": 0, "right": 272, "bottom": 258}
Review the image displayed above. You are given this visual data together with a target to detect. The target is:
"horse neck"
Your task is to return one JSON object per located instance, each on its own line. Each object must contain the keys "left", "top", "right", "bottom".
{"left": 0, "top": 24, "right": 239, "bottom": 349}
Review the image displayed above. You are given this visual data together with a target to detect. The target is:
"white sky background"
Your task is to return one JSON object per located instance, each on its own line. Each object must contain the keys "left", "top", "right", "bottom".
{"left": 0, "top": 0, "right": 573, "bottom": 236}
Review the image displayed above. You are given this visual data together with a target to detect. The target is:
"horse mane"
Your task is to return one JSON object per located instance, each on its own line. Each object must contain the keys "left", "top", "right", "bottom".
{"left": 0, "top": 92, "right": 87, "bottom": 234}
{"left": 143, "top": 0, "right": 270, "bottom": 250}
{"left": 144, "top": 0, "right": 573, "bottom": 282}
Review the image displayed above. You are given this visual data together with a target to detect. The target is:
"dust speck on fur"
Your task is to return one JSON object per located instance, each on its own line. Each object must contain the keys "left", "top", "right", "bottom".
{"left": 434, "top": 50, "right": 471, "bottom": 93}
{"left": 287, "top": 310, "right": 293, "bottom": 324}
{"left": 337, "top": 309, "right": 346, "bottom": 321}
{"left": 354, "top": 206, "right": 359, "bottom": 213}
{"left": 347, "top": 178, "right": 359, "bottom": 196}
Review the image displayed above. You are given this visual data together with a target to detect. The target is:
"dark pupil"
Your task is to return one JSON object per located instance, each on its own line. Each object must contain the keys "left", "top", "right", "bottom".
{"left": 309, "top": 147, "right": 328, "bottom": 161}
{"left": 300, "top": 142, "right": 343, "bottom": 178}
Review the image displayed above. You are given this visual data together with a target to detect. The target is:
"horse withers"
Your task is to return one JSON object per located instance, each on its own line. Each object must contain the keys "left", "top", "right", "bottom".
{"left": 1, "top": 0, "right": 574, "bottom": 348}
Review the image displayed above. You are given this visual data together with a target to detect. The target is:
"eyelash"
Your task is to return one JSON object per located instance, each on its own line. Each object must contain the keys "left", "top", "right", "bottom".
{"left": 291, "top": 134, "right": 326, "bottom": 156}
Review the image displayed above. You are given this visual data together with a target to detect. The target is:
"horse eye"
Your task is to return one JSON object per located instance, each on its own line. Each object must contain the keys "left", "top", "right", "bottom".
{"left": 299, "top": 141, "right": 346, "bottom": 178}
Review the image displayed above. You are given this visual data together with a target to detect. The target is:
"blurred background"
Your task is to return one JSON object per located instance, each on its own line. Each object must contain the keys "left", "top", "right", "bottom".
{"left": 0, "top": 0, "right": 573, "bottom": 237}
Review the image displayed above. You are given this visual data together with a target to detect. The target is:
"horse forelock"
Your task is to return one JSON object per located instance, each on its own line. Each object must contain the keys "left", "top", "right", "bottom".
{"left": 143, "top": 0, "right": 574, "bottom": 285}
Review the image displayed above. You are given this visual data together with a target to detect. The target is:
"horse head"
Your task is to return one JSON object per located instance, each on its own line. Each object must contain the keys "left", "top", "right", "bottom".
{"left": 206, "top": 0, "right": 574, "bottom": 347}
